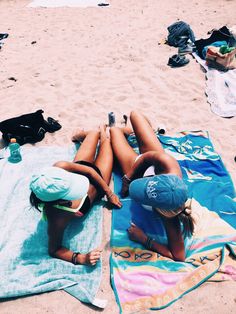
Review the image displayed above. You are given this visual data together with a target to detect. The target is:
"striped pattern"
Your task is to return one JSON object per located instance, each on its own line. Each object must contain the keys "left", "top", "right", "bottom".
{"left": 110, "top": 131, "right": 236, "bottom": 313}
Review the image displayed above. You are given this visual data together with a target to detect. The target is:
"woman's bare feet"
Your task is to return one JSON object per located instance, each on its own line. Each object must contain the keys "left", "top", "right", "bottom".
{"left": 99, "top": 124, "right": 109, "bottom": 142}
{"left": 76, "top": 248, "right": 102, "bottom": 266}
{"left": 71, "top": 129, "right": 89, "bottom": 142}
{"left": 120, "top": 125, "right": 133, "bottom": 136}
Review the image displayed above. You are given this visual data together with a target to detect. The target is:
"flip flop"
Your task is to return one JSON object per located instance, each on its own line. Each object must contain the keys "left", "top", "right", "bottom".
{"left": 98, "top": 3, "right": 110, "bottom": 6}
{"left": 168, "top": 54, "right": 190, "bottom": 68}
{"left": 43, "top": 117, "right": 62, "bottom": 133}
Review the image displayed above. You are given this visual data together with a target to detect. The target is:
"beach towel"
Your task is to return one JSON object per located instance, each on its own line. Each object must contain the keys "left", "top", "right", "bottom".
{"left": 27, "top": 0, "right": 110, "bottom": 8}
{"left": 0, "top": 145, "right": 106, "bottom": 308}
{"left": 193, "top": 52, "right": 236, "bottom": 118}
{"left": 110, "top": 130, "right": 236, "bottom": 313}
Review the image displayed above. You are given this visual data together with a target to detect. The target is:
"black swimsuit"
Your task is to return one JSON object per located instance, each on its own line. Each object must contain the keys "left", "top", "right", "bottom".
{"left": 74, "top": 160, "right": 103, "bottom": 216}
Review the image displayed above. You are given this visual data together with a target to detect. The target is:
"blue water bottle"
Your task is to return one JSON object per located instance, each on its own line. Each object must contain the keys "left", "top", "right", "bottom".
{"left": 8, "top": 138, "right": 22, "bottom": 163}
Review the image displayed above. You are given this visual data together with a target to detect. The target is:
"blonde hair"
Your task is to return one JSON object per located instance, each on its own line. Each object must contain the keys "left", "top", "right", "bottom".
{"left": 155, "top": 200, "right": 194, "bottom": 236}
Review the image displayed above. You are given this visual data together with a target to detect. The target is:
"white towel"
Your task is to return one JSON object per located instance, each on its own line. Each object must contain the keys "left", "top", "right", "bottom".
{"left": 193, "top": 52, "right": 236, "bottom": 118}
{"left": 28, "top": 0, "right": 110, "bottom": 8}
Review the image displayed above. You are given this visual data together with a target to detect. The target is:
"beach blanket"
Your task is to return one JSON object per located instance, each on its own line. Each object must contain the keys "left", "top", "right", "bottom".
{"left": 110, "top": 130, "right": 236, "bottom": 313}
{"left": 0, "top": 145, "right": 106, "bottom": 308}
{"left": 28, "top": 0, "right": 110, "bottom": 8}
{"left": 193, "top": 52, "right": 236, "bottom": 118}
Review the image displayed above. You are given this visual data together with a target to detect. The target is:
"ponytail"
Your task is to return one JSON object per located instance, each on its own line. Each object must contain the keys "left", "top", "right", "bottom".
{"left": 178, "top": 203, "right": 195, "bottom": 237}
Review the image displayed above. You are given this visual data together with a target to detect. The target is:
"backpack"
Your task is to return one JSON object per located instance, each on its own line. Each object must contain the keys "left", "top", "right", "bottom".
{"left": 167, "top": 21, "right": 195, "bottom": 47}
{"left": 0, "top": 109, "right": 62, "bottom": 145}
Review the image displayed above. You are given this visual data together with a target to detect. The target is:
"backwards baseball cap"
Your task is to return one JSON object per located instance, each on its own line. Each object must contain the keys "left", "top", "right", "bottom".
{"left": 30, "top": 166, "right": 89, "bottom": 202}
{"left": 129, "top": 174, "right": 188, "bottom": 210}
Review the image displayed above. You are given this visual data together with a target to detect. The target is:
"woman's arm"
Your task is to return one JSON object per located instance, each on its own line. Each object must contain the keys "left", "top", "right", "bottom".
{"left": 125, "top": 151, "right": 159, "bottom": 180}
{"left": 127, "top": 219, "right": 185, "bottom": 261}
{"left": 121, "top": 151, "right": 163, "bottom": 197}
{"left": 162, "top": 217, "right": 185, "bottom": 261}
{"left": 121, "top": 152, "right": 182, "bottom": 197}
{"left": 46, "top": 208, "right": 102, "bottom": 265}
{"left": 126, "top": 151, "right": 181, "bottom": 180}
{"left": 128, "top": 223, "right": 174, "bottom": 259}
{"left": 54, "top": 161, "right": 112, "bottom": 198}
{"left": 46, "top": 208, "right": 75, "bottom": 261}
{"left": 54, "top": 161, "right": 122, "bottom": 208}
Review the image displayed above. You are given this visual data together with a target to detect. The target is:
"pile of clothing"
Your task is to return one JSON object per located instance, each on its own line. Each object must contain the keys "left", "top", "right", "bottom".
{"left": 166, "top": 21, "right": 196, "bottom": 68}
{"left": 0, "top": 110, "right": 62, "bottom": 145}
{"left": 166, "top": 23, "right": 236, "bottom": 71}
{"left": 195, "top": 26, "right": 236, "bottom": 71}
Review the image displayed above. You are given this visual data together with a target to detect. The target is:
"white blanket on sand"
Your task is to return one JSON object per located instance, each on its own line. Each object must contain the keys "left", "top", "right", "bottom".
{"left": 193, "top": 53, "right": 236, "bottom": 118}
{"left": 28, "top": 0, "right": 110, "bottom": 8}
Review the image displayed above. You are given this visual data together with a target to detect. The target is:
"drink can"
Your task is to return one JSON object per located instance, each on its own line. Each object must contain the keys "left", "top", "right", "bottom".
{"left": 108, "top": 112, "right": 116, "bottom": 127}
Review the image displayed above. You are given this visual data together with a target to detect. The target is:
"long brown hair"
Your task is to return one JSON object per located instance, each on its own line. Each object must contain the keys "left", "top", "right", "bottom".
{"left": 30, "top": 191, "right": 42, "bottom": 212}
{"left": 30, "top": 191, "right": 72, "bottom": 211}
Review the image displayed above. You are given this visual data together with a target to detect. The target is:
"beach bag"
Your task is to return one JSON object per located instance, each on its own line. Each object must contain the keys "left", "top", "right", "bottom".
{"left": 195, "top": 26, "right": 236, "bottom": 59}
{"left": 0, "top": 110, "right": 62, "bottom": 145}
{"left": 206, "top": 46, "right": 236, "bottom": 71}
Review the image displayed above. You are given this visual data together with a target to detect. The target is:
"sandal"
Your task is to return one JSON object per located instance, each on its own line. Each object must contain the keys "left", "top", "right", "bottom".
{"left": 98, "top": 3, "right": 110, "bottom": 6}
{"left": 43, "top": 117, "right": 62, "bottom": 133}
{"left": 168, "top": 54, "right": 190, "bottom": 68}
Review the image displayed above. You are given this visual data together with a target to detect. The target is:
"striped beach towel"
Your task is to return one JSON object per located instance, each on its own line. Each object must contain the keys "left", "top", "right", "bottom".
{"left": 110, "top": 130, "right": 236, "bottom": 313}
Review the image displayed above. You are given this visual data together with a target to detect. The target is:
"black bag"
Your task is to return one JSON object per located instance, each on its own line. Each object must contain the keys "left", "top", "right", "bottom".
{"left": 195, "top": 26, "right": 236, "bottom": 59}
{"left": 0, "top": 110, "right": 62, "bottom": 145}
{"left": 167, "top": 21, "right": 195, "bottom": 47}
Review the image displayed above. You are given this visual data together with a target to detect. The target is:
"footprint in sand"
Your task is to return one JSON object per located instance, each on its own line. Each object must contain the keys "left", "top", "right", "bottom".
{"left": 115, "top": 95, "right": 127, "bottom": 102}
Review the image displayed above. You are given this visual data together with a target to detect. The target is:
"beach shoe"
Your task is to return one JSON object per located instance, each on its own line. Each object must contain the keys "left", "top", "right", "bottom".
{"left": 178, "top": 43, "right": 194, "bottom": 55}
{"left": 43, "top": 117, "right": 62, "bottom": 133}
{"left": 98, "top": 2, "right": 109, "bottom": 6}
{"left": 168, "top": 54, "right": 190, "bottom": 68}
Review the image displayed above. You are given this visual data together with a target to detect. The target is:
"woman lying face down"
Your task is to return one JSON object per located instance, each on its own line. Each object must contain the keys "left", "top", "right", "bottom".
{"left": 30, "top": 126, "right": 122, "bottom": 265}
{"left": 110, "top": 111, "right": 194, "bottom": 262}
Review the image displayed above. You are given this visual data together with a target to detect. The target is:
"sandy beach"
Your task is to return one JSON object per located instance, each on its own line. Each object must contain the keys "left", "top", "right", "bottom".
{"left": 0, "top": 0, "right": 235, "bottom": 313}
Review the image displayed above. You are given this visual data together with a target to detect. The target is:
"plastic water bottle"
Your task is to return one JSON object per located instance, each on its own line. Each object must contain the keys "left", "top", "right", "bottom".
{"left": 8, "top": 138, "right": 22, "bottom": 163}
{"left": 108, "top": 112, "right": 116, "bottom": 127}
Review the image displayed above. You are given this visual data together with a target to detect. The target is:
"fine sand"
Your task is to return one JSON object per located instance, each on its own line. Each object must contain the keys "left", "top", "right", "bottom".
{"left": 0, "top": 0, "right": 235, "bottom": 313}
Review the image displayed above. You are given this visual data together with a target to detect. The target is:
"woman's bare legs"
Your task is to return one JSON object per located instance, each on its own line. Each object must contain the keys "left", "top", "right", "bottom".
{"left": 94, "top": 125, "right": 113, "bottom": 184}
{"left": 130, "top": 110, "right": 164, "bottom": 154}
{"left": 73, "top": 130, "right": 100, "bottom": 163}
{"left": 71, "top": 129, "right": 89, "bottom": 142}
{"left": 110, "top": 126, "right": 138, "bottom": 175}
{"left": 80, "top": 125, "right": 114, "bottom": 203}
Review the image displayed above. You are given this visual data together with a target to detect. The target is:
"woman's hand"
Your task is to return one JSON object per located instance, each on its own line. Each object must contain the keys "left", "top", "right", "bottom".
{"left": 107, "top": 193, "right": 122, "bottom": 208}
{"left": 76, "top": 248, "right": 102, "bottom": 266}
{"left": 121, "top": 175, "right": 131, "bottom": 197}
{"left": 127, "top": 222, "right": 147, "bottom": 245}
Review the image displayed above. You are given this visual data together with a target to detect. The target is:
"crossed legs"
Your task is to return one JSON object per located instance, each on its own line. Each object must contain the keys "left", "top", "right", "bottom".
{"left": 73, "top": 126, "right": 113, "bottom": 202}
{"left": 72, "top": 110, "right": 165, "bottom": 183}
{"left": 110, "top": 111, "right": 164, "bottom": 175}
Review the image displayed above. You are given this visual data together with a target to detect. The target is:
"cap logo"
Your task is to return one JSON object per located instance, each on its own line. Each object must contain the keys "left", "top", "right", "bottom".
{"left": 146, "top": 180, "right": 158, "bottom": 199}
